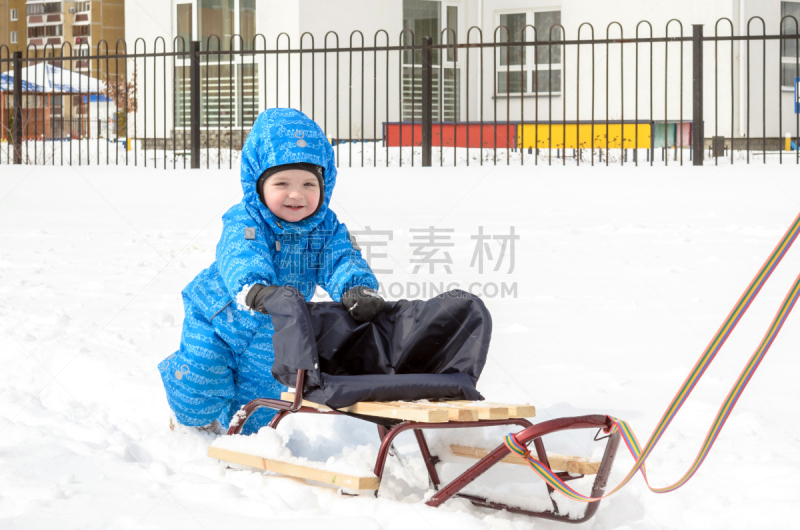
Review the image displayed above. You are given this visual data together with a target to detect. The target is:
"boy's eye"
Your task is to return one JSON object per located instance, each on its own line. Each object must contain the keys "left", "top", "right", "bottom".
{"left": 304, "top": 182, "right": 317, "bottom": 187}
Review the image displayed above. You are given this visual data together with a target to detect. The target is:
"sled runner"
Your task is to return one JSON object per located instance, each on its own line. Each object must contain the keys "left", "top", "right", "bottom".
{"left": 208, "top": 368, "right": 622, "bottom": 523}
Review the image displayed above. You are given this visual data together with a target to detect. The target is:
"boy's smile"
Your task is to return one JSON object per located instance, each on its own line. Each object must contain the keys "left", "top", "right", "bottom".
{"left": 261, "top": 168, "right": 321, "bottom": 223}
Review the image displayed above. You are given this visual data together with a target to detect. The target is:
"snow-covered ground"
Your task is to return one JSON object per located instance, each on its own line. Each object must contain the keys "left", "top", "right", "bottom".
{"left": 1, "top": 161, "right": 799, "bottom": 529}
{"left": 3, "top": 137, "right": 800, "bottom": 168}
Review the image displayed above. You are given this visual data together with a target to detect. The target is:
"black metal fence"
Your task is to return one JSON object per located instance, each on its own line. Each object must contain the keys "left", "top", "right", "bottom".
{"left": 1, "top": 16, "right": 799, "bottom": 169}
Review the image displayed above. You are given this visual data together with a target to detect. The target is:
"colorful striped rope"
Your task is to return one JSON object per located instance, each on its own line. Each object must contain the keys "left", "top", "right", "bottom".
{"left": 505, "top": 212, "right": 800, "bottom": 502}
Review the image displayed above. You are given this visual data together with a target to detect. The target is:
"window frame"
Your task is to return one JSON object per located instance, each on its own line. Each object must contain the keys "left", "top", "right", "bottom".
{"left": 781, "top": 1, "right": 800, "bottom": 90}
{"left": 175, "top": 2, "right": 194, "bottom": 50}
{"left": 442, "top": 1, "right": 461, "bottom": 67}
{"left": 401, "top": 0, "right": 463, "bottom": 122}
{"left": 173, "top": 0, "right": 260, "bottom": 130}
{"left": 400, "top": 0, "right": 462, "bottom": 67}
{"left": 72, "top": 24, "right": 90, "bottom": 37}
{"left": 494, "top": 8, "right": 563, "bottom": 97}
{"left": 10, "top": 8, "right": 18, "bottom": 21}
{"left": 11, "top": 31, "right": 18, "bottom": 44}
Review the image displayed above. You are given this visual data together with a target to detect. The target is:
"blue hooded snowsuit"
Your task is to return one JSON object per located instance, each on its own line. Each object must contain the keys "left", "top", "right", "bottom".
{"left": 158, "top": 108, "right": 379, "bottom": 435}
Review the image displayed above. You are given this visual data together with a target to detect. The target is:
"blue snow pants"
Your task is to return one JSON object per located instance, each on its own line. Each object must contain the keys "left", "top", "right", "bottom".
{"left": 158, "top": 293, "right": 283, "bottom": 435}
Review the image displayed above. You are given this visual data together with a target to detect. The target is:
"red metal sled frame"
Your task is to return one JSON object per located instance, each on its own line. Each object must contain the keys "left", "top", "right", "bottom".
{"left": 225, "top": 369, "right": 621, "bottom": 523}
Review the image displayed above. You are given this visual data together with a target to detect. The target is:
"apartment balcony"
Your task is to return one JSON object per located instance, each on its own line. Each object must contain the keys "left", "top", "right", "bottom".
{"left": 26, "top": 3, "right": 63, "bottom": 17}
{"left": 72, "top": 26, "right": 91, "bottom": 38}
{"left": 28, "top": 37, "right": 63, "bottom": 47}
{"left": 28, "top": 13, "right": 62, "bottom": 26}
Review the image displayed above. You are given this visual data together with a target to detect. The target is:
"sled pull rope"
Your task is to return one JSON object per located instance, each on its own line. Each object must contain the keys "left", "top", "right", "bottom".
{"left": 505, "top": 212, "right": 800, "bottom": 502}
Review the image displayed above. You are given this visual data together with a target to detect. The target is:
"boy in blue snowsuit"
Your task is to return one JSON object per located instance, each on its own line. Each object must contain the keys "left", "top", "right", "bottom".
{"left": 159, "top": 108, "right": 384, "bottom": 435}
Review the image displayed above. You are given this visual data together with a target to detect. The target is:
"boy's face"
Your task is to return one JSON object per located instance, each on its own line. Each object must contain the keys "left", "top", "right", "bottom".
{"left": 261, "top": 169, "right": 321, "bottom": 223}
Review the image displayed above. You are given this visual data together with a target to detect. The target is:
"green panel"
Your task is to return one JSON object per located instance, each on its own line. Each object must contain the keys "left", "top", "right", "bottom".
{"left": 653, "top": 123, "right": 676, "bottom": 148}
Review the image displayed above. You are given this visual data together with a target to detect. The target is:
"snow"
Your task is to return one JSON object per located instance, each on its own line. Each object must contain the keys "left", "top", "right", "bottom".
{"left": 235, "top": 284, "right": 253, "bottom": 311}
{"left": 211, "top": 429, "right": 378, "bottom": 479}
{"left": 3, "top": 137, "right": 800, "bottom": 169}
{"left": 1, "top": 161, "right": 800, "bottom": 529}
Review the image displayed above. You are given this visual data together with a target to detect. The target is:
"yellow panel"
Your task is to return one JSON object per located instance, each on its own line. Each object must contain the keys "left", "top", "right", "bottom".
{"left": 518, "top": 123, "right": 651, "bottom": 149}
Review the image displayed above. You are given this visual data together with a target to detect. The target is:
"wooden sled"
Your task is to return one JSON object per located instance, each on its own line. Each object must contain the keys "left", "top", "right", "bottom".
{"left": 209, "top": 369, "right": 621, "bottom": 523}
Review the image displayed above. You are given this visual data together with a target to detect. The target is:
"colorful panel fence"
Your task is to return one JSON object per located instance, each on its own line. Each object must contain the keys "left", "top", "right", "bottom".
{"left": 383, "top": 122, "right": 656, "bottom": 150}
{"left": 382, "top": 123, "right": 515, "bottom": 149}
{"left": 516, "top": 123, "right": 652, "bottom": 150}
{"left": 652, "top": 122, "right": 693, "bottom": 148}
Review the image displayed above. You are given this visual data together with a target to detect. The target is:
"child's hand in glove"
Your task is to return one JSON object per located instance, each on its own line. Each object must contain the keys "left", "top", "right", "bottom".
{"left": 342, "top": 286, "right": 385, "bottom": 322}
{"left": 244, "top": 284, "right": 279, "bottom": 314}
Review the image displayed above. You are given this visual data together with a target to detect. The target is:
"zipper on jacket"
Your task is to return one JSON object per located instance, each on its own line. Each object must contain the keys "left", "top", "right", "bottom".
{"left": 210, "top": 300, "right": 233, "bottom": 322}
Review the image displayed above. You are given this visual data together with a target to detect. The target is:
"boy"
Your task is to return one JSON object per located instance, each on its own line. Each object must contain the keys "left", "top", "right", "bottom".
{"left": 158, "top": 108, "right": 384, "bottom": 435}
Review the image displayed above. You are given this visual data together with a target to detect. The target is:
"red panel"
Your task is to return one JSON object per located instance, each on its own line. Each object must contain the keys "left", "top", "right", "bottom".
{"left": 433, "top": 123, "right": 514, "bottom": 149}
{"left": 384, "top": 123, "right": 515, "bottom": 148}
{"left": 676, "top": 122, "right": 692, "bottom": 147}
{"left": 384, "top": 123, "right": 422, "bottom": 147}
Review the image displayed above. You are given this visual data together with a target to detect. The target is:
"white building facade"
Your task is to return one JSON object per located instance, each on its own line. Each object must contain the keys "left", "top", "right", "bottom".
{"left": 124, "top": 0, "right": 800, "bottom": 145}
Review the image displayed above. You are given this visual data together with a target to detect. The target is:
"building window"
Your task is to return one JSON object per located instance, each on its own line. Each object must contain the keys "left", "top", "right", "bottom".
{"left": 175, "top": 63, "right": 259, "bottom": 128}
{"left": 403, "top": 0, "right": 441, "bottom": 65}
{"left": 199, "top": 0, "right": 234, "bottom": 52}
{"left": 240, "top": 0, "right": 256, "bottom": 50}
{"left": 73, "top": 25, "right": 91, "bottom": 37}
{"left": 176, "top": 3, "right": 192, "bottom": 48}
{"left": 11, "top": 31, "right": 18, "bottom": 44}
{"left": 197, "top": 0, "right": 257, "bottom": 52}
{"left": 10, "top": 8, "right": 18, "bottom": 21}
{"left": 782, "top": 2, "right": 800, "bottom": 88}
{"left": 75, "top": 2, "right": 91, "bottom": 12}
{"left": 498, "top": 13, "right": 526, "bottom": 94}
{"left": 496, "top": 10, "right": 562, "bottom": 96}
{"left": 27, "top": 2, "right": 62, "bottom": 16}
{"left": 402, "top": 0, "right": 461, "bottom": 122}
{"left": 176, "top": 0, "right": 260, "bottom": 129}
{"left": 445, "top": 5, "right": 457, "bottom": 62}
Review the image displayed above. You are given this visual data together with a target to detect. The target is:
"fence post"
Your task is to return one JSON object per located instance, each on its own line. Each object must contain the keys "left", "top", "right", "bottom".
{"left": 190, "top": 40, "right": 200, "bottom": 169}
{"left": 692, "top": 24, "right": 704, "bottom": 166}
{"left": 12, "top": 51, "right": 22, "bottom": 165}
{"left": 421, "top": 36, "right": 433, "bottom": 167}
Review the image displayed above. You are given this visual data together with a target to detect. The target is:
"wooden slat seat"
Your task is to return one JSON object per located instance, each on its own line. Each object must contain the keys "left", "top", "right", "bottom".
{"left": 280, "top": 393, "right": 536, "bottom": 423}
{"left": 449, "top": 444, "right": 601, "bottom": 475}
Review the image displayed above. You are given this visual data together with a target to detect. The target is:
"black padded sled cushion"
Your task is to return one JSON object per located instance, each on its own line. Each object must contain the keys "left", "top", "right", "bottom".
{"left": 264, "top": 287, "right": 491, "bottom": 409}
